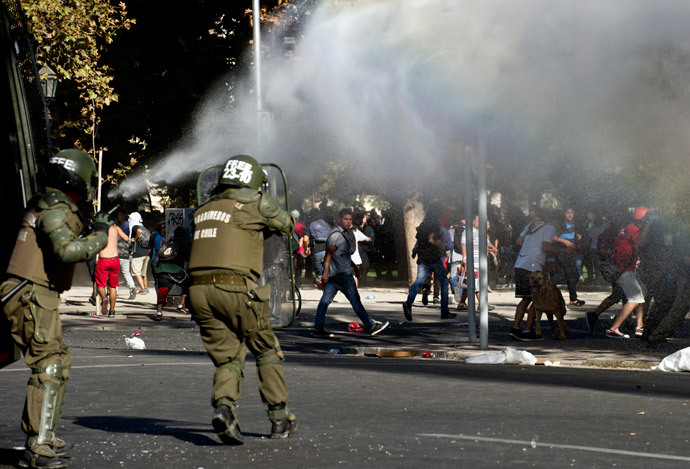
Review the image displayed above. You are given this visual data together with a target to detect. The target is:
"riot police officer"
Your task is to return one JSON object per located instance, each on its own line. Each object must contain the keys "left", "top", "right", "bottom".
{"left": 188, "top": 154, "right": 296, "bottom": 445}
{"left": 1, "top": 149, "right": 112, "bottom": 468}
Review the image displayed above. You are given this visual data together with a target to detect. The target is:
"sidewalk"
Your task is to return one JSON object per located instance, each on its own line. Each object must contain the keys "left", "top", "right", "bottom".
{"left": 57, "top": 278, "right": 690, "bottom": 370}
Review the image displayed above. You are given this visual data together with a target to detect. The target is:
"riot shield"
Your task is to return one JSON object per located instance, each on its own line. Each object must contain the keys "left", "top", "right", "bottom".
{"left": 195, "top": 163, "right": 297, "bottom": 328}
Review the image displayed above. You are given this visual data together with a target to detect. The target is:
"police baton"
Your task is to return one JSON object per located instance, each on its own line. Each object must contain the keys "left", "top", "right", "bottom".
{"left": 1, "top": 279, "right": 30, "bottom": 305}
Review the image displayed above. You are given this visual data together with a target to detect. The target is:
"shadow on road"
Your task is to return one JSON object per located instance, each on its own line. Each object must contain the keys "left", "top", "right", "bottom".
{"left": 71, "top": 416, "right": 220, "bottom": 446}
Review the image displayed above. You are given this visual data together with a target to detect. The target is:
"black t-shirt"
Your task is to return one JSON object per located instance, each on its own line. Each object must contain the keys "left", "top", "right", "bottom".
{"left": 416, "top": 222, "right": 443, "bottom": 265}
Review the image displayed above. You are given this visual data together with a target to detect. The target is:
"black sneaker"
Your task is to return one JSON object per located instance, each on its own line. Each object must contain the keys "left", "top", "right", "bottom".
{"left": 402, "top": 303, "right": 413, "bottom": 321}
{"left": 422, "top": 287, "right": 429, "bottom": 305}
{"left": 569, "top": 299, "right": 585, "bottom": 306}
{"left": 441, "top": 311, "right": 457, "bottom": 319}
{"left": 88, "top": 296, "right": 97, "bottom": 306}
{"left": 311, "top": 329, "right": 334, "bottom": 338}
{"left": 586, "top": 311, "right": 598, "bottom": 332}
{"left": 212, "top": 405, "right": 243, "bottom": 445}
{"left": 369, "top": 321, "right": 389, "bottom": 336}
{"left": 509, "top": 327, "right": 523, "bottom": 340}
{"left": 519, "top": 330, "right": 544, "bottom": 341}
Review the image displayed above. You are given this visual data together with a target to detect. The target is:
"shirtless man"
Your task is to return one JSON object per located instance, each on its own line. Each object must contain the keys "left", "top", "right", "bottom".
{"left": 94, "top": 224, "right": 129, "bottom": 317}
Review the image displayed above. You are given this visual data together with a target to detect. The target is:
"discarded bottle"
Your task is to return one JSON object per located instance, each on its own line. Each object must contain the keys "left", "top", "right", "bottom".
{"left": 329, "top": 348, "right": 341, "bottom": 356}
{"left": 364, "top": 295, "right": 375, "bottom": 300}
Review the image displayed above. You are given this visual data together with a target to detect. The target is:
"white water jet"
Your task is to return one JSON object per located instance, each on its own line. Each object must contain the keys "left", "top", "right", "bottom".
{"left": 117, "top": 0, "right": 690, "bottom": 206}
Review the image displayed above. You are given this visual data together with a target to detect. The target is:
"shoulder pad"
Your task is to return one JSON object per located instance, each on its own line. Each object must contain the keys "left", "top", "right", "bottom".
{"left": 233, "top": 188, "right": 261, "bottom": 204}
{"left": 37, "top": 191, "right": 77, "bottom": 212}
{"left": 258, "top": 193, "right": 281, "bottom": 218}
{"left": 40, "top": 207, "right": 68, "bottom": 233}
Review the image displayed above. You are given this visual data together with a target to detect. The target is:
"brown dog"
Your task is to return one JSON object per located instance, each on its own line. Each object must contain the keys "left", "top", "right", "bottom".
{"left": 528, "top": 271, "right": 569, "bottom": 340}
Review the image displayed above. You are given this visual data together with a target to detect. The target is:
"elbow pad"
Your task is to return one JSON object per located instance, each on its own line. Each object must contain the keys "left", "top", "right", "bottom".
{"left": 259, "top": 193, "right": 294, "bottom": 235}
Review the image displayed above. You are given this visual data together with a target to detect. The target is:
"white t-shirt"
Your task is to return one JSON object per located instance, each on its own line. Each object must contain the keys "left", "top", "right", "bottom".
{"left": 514, "top": 221, "right": 556, "bottom": 272}
{"left": 461, "top": 227, "right": 481, "bottom": 267}
{"left": 350, "top": 228, "right": 368, "bottom": 265}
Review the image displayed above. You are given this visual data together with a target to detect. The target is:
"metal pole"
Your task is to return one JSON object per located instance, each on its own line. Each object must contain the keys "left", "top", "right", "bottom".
{"left": 477, "top": 129, "right": 489, "bottom": 350}
{"left": 464, "top": 150, "right": 476, "bottom": 342}
{"left": 97, "top": 150, "right": 103, "bottom": 213}
{"left": 253, "top": 0, "right": 263, "bottom": 147}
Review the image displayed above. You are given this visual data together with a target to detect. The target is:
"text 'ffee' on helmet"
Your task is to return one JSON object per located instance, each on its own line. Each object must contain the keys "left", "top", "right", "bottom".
{"left": 46, "top": 149, "right": 97, "bottom": 201}
{"left": 218, "top": 154, "right": 265, "bottom": 190}
{"left": 633, "top": 206, "right": 651, "bottom": 221}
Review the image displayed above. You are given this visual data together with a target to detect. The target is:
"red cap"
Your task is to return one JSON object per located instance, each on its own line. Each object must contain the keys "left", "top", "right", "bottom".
{"left": 633, "top": 206, "right": 651, "bottom": 220}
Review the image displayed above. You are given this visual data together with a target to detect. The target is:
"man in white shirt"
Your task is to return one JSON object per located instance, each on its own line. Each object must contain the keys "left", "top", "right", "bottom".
{"left": 511, "top": 206, "right": 571, "bottom": 340}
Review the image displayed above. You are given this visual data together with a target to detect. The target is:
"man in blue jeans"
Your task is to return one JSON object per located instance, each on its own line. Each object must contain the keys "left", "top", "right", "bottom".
{"left": 403, "top": 205, "right": 457, "bottom": 321}
{"left": 313, "top": 208, "right": 389, "bottom": 337}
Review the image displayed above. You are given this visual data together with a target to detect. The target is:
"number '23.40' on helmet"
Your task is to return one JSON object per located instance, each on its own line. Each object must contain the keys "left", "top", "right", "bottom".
{"left": 218, "top": 154, "right": 265, "bottom": 191}
{"left": 44, "top": 149, "right": 97, "bottom": 201}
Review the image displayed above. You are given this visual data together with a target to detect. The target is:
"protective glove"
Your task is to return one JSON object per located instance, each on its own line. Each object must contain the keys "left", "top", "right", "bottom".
{"left": 92, "top": 211, "right": 115, "bottom": 233}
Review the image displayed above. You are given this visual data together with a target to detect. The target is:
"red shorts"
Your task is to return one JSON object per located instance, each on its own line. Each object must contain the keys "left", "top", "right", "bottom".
{"left": 95, "top": 258, "right": 120, "bottom": 288}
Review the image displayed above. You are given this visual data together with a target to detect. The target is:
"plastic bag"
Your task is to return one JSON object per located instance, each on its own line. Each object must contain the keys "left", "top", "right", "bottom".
{"left": 125, "top": 336, "right": 146, "bottom": 350}
{"left": 651, "top": 346, "right": 690, "bottom": 372}
{"left": 466, "top": 347, "right": 537, "bottom": 365}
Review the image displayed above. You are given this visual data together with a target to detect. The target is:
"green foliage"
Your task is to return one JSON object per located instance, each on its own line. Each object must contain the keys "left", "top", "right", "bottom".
{"left": 22, "top": 0, "right": 134, "bottom": 153}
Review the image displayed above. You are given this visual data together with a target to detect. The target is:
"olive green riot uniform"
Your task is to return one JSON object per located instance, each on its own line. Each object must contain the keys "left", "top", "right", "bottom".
{"left": 188, "top": 186, "right": 294, "bottom": 417}
{"left": 1, "top": 188, "right": 107, "bottom": 459}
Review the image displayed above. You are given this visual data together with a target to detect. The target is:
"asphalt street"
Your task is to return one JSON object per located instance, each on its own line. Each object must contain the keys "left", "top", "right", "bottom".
{"left": 2, "top": 273, "right": 690, "bottom": 468}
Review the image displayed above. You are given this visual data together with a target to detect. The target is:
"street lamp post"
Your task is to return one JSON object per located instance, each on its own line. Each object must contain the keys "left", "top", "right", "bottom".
{"left": 38, "top": 65, "right": 57, "bottom": 99}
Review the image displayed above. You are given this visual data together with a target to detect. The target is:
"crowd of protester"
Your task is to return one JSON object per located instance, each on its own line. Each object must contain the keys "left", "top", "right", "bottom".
{"left": 80, "top": 200, "right": 690, "bottom": 346}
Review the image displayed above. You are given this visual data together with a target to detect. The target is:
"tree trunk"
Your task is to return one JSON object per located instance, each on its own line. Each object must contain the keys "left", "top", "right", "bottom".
{"left": 402, "top": 195, "right": 424, "bottom": 286}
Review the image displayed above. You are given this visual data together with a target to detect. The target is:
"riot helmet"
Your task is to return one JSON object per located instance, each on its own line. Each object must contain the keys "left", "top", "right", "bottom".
{"left": 44, "top": 149, "right": 97, "bottom": 201}
{"left": 218, "top": 154, "right": 265, "bottom": 190}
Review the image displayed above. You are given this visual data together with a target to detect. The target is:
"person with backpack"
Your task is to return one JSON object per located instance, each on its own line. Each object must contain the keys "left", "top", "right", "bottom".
{"left": 603, "top": 206, "right": 652, "bottom": 338}
{"left": 149, "top": 221, "right": 166, "bottom": 292}
{"left": 128, "top": 212, "right": 150, "bottom": 295}
{"left": 313, "top": 208, "right": 389, "bottom": 337}
{"left": 309, "top": 207, "right": 333, "bottom": 279}
{"left": 154, "top": 226, "right": 191, "bottom": 320}
{"left": 585, "top": 210, "right": 629, "bottom": 332}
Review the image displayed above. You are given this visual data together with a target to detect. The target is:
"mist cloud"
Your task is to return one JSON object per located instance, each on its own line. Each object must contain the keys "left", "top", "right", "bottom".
{"left": 118, "top": 0, "right": 690, "bottom": 206}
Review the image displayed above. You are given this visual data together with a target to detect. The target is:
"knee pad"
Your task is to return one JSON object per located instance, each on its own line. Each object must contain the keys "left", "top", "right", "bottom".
{"left": 215, "top": 361, "right": 244, "bottom": 380}
{"left": 256, "top": 347, "right": 284, "bottom": 367}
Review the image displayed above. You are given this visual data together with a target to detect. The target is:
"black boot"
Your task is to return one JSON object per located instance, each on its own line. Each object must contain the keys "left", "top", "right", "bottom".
{"left": 19, "top": 448, "right": 67, "bottom": 468}
{"left": 268, "top": 404, "right": 297, "bottom": 439}
{"left": 212, "top": 404, "right": 243, "bottom": 445}
{"left": 50, "top": 438, "right": 74, "bottom": 458}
